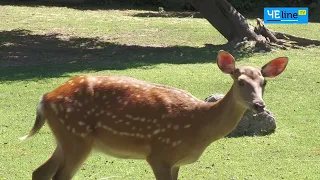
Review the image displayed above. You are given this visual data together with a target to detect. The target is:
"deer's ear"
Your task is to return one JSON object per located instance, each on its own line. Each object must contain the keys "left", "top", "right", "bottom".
{"left": 217, "top": 50, "right": 236, "bottom": 74}
{"left": 261, "top": 57, "right": 288, "bottom": 78}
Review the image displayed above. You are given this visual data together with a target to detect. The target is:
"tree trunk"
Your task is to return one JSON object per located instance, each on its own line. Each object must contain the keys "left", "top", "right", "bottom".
{"left": 190, "top": 0, "right": 264, "bottom": 42}
{"left": 189, "top": 0, "right": 320, "bottom": 51}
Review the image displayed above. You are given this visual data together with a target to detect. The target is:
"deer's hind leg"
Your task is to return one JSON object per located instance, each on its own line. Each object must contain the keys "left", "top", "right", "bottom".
{"left": 52, "top": 131, "right": 94, "bottom": 180}
{"left": 40, "top": 113, "right": 94, "bottom": 180}
{"left": 32, "top": 146, "right": 62, "bottom": 180}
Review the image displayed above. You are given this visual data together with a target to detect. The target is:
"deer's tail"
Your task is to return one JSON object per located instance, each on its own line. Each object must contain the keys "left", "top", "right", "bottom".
{"left": 19, "top": 95, "right": 46, "bottom": 141}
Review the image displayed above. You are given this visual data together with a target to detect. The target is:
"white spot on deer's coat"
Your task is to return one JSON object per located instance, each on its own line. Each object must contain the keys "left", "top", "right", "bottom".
{"left": 80, "top": 133, "right": 86, "bottom": 138}
{"left": 78, "top": 121, "right": 85, "bottom": 126}
{"left": 88, "top": 77, "right": 97, "bottom": 81}
{"left": 86, "top": 125, "right": 92, "bottom": 132}
{"left": 66, "top": 107, "right": 72, "bottom": 113}
{"left": 190, "top": 98, "right": 197, "bottom": 102}
{"left": 167, "top": 124, "right": 172, "bottom": 128}
{"left": 66, "top": 126, "right": 70, "bottom": 131}
{"left": 50, "top": 103, "right": 58, "bottom": 114}
{"left": 125, "top": 114, "right": 132, "bottom": 119}
{"left": 57, "top": 95, "right": 64, "bottom": 99}
{"left": 173, "top": 125, "right": 179, "bottom": 130}
{"left": 125, "top": 122, "right": 130, "bottom": 125}
{"left": 80, "top": 79, "right": 85, "bottom": 83}
{"left": 65, "top": 97, "right": 71, "bottom": 102}
{"left": 153, "top": 129, "right": 160, "bottom": 135}
{"left": 133, "top": 117, "right": 140, "bottom": 121}
{"left": 96, "top": 121, "right": 102, "bottom": 128}
{"left": 172, "top": 142, "right": 177, "bottom": 147}
{"left": 59, "top": 118, "right": 64, "bottom": 124}
{"left": 184, "top": 124, "right": 191, "bottom": 128}
{"left": 72, "top": 128, "right": 76, "bottom": 133}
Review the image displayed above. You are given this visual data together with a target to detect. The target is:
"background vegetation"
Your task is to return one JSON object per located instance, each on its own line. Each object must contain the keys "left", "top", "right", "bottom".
{"left": 0, "top": 3, "right": 319, "bottom": 180}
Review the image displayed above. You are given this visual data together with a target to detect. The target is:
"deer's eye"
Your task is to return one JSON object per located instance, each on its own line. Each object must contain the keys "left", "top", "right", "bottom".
{"left": 238, "top": 80, "right": 245, "bottom": 86}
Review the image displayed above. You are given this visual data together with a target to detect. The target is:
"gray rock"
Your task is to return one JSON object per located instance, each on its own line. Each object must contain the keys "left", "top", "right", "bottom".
{"left": 204, "top": 93, "right": 276, "bottom": 137}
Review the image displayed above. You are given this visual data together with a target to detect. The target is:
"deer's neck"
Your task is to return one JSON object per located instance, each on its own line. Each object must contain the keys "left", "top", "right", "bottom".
{"left": 199, "top": 85, "right": 247, "bottom": 142}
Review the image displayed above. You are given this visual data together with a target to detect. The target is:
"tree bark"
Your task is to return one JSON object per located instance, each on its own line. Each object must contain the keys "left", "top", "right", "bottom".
{"left": 189, "top": 0, "right": 264, "bottom": 43}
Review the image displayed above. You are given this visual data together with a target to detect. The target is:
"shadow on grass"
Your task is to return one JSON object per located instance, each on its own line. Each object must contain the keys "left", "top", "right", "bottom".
{"left": 133, "top": 11, "right": 203, "bottom": 18}
{"left": 0, "top": 29, "right": 252, "bottom": 82}
{"left": 2, "top": 1, "right": 320, "bottom": 22}
{"left": 0, "top": 1, "right": 174, "bottom": 11}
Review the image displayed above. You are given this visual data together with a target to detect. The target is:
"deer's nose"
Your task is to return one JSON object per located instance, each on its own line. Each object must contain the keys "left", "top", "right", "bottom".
{"left": 253, "top": 101, "right": 266, "bottom": 113}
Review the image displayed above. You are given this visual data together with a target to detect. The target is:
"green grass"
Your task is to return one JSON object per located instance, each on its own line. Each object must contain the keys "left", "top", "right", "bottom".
{"left": 1, "top": 4, "right": 320, "bottom": 180}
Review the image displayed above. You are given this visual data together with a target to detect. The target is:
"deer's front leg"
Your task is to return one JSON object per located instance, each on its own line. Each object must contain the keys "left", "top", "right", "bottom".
{"left": 147, "top": 156, "right": 174, "bottom": 180}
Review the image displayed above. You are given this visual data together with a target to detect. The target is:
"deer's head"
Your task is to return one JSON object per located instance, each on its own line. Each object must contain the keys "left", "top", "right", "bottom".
{"left": 217, "top": 50, "right": 288, "bottom": 113}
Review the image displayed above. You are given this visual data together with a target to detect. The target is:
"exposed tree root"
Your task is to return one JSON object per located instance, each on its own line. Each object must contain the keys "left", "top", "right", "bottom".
{"left": 231, "top": 18, "right": 320, "bottom": 52}
{"left": 254, "top": 18, "right": 320, "bottom": 50}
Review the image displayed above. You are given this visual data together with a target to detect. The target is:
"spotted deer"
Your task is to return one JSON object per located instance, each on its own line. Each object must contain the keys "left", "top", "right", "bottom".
{"left": 21, "top": 51, "right": 288, "bottom": 180}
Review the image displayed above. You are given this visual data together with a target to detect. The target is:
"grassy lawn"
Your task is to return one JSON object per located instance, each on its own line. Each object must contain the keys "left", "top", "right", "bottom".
{"left": 1, "top": 4, "right": 320, "bottom": 180}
